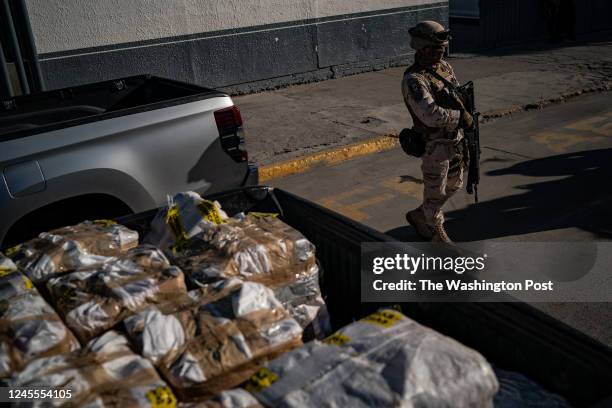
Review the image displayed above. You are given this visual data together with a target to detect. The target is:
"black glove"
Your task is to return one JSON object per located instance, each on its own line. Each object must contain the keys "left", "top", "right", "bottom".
{"left": 459, "top": 110, "right": 475, "bottom": 130}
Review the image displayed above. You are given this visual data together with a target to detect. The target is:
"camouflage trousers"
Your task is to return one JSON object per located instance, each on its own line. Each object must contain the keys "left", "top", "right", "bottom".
{"left": 421, "top": 141, "right": 466, "bottom": 227}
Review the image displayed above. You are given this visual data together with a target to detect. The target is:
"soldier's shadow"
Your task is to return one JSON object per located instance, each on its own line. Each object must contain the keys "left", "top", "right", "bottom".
{"left": 386, "top": 148, "right": 612, "bottom": 241}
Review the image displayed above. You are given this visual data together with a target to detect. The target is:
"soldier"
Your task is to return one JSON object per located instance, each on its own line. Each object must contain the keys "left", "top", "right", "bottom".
{"left": 402, "top": 21, "right": 475, "bottom": 243}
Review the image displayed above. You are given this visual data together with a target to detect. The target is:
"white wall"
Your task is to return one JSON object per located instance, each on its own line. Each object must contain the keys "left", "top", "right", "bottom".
{"left": 27, "top": 0, "right": 445, "bottom": 54}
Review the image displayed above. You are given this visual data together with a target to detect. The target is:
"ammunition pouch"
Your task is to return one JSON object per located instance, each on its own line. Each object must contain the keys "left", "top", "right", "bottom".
{"left": 399, "top": 128, "right": 426, "bottom": 158}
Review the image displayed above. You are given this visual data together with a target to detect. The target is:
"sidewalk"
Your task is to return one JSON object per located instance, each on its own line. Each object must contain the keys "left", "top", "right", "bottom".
{"left": 236, "top": 41, "right": 612, "bottom": 173}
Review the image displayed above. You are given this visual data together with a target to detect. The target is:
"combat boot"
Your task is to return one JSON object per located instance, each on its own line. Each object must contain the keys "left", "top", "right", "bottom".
{"left": 405, "top": 207, "right": 433, "bottom": 239}
{"left": 431, "top": 223, "right": 453, "bottom": 244}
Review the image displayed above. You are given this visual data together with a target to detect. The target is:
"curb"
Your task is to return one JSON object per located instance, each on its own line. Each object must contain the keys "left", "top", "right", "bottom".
{"left": 259, "top": 134, "right": 399, "bottom": 182}
{"left": 259, "top": 82, "right": 612, "bottom": 182}
{"left": 481, "top": 82, "right": 612, "bottom": 122}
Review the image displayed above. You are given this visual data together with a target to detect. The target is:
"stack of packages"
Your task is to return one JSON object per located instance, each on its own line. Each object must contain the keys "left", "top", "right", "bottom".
{"left": 0, "top": 253, "right": 80, "bottom": 378}
{"left": 124, "top": 280, "right": 303, "bottom": 401}
{"left": 1, "top": 220, "right": 140, "bottom": 380}
{"left": 46, "top": 245, "right": 188, "bottom": 343}
{"left": 3, "top": 191, "right": 553, "bottom": 407}
{"left": 146, "top": 192, "right": 330, "bottom": 340}
{"left": 9, "top": 220, "right": 139, "bottom": 284}
{"left": 11, "top": 330, "right": 177, "bottom": 406}
{"left": 244, "top": 309, "right": 500, "bottom": 407}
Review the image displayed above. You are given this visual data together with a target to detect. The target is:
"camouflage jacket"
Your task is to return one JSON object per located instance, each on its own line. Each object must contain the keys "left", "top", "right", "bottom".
{"left": 402, "top": 59, "right": 463, "bottom": 144}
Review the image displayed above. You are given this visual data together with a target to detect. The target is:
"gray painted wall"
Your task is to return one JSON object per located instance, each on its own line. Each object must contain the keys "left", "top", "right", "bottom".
{"left": 25, "top": 0, "right": 449, "bottom": 92}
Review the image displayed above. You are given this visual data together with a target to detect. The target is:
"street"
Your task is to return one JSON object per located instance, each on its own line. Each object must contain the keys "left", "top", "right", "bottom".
{"left": 271, "top": 91, "right": 612, "bottom": 345}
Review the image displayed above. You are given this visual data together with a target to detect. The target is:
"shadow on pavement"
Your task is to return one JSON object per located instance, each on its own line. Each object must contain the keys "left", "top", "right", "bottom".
{"left": 386, "top": 148, "right": 612, "bottom": 242}
{"left": 451, "top": 31, "right": 612, "bottom": 58}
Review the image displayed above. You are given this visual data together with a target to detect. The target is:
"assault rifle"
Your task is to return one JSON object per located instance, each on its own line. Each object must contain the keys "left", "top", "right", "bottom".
{"left": 427, "top": 69, "right": 481, "bottom": 202}
{"left": 457, "top": 81, "right": 480, "bottom": 202}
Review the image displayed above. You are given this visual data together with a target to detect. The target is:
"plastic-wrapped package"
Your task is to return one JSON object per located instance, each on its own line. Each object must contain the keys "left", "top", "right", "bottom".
{"left": 10, "top": 220, "right": 139, "bottom": 283}
{"left": 494, "top": 368, "right": 571, "bottom": 408}
{"left": 11, "top": 331, "right": 178, "bottom": 407}
{"left": 124, "top": 281, "right": 302, "bottom": 400}
{"left": 185, "top": 275, "right": 328, "bottom": 338}
{"left": 171, "top": 214, "right": 317, "bottom": 288}
{"left": 178, "top": 389, "right": 263, "bottom": 408}
{"left": 188, "top": 276, "right": 329, "bottom": 341}
{"left": 82, "top": 382, "right": 177, "bottom": 408}
{"left": 0, "top": 255, "right": 33, "bottom": 300}
{"left": 0, "top": 289, "right": 80, "bottom": 378}
{"left": 271, "top": 272, "right": 330, "bottom": 340}
{"left": 46, "top": 245, "right": 187, "bottom": 343}
{"left": 170, "top": 213, "right": 326, "bottom": 337}
{"left": 247, "top": 309, "right": 499, "bottom": 408}
{"left": 0, "top": 252, "right": 17, "bottom": 273}
{"left": 145, "top": 191, "right": 228, "bottom": 250}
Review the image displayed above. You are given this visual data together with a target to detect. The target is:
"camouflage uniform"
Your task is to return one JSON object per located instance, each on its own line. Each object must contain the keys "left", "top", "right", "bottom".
{"left": 402, "top": 59, "right": 466, "bottom": 229}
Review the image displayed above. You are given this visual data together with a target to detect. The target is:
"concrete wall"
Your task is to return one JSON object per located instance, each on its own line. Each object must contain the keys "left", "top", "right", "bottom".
{"left": 25, "top": 0, "right": 448, "bottom": 92}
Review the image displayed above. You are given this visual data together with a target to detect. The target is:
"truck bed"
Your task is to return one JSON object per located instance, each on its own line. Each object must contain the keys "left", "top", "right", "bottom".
{"left": 117, "top": 186, "right": 612, "bottom": 407}
{"left": 0, "top": 75, "right": 225, "bottom": 140}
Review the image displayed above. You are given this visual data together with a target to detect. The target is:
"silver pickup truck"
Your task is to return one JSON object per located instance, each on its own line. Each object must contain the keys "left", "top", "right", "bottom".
{"left": 0, "top": 75, "right": 258, "bottom": 247}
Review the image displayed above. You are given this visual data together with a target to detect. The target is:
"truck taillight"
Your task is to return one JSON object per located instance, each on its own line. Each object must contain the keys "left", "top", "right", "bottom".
{"left": 214, "top": 106, "right": 247, "bottom": 163}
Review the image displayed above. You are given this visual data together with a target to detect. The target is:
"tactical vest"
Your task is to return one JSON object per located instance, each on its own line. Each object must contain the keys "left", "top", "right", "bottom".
{"left": 404, "top": 61, "right": 461, "bottom": 136}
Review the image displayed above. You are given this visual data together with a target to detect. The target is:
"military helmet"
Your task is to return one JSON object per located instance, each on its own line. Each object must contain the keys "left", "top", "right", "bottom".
{"left": 409, "top": 20, "right": 451, "bottom": 50}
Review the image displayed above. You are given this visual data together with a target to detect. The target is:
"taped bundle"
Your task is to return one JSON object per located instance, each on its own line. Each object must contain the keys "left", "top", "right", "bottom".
{"left": 179, "top": 389, "right": 263, "bottom": 408}
{"left": 172, "top": 214, "right": 317, "bottom": 288}
{"left": 171, "top": 213, "right": 328, "bottom": 338}
{"left": 11, "top": 331, "right": 177, "bottom": 407}
{"left": 124, "top": 281, "right": 302, "bottom": 401}
{"left": 0, "top": 253, "right": 32, "bottom": 300}
{"left": 9, "top": 220, "right": 139, "bottom": 283}
{"left": 270, "top": 271, "right": 330, "bottom": 340}
{"left": 46, "top": 245, "right": 187, "bottom": 343}
{"left": 0, "top": 253, "right": 17, "bottom": 274}
{"left": 0, "top": 266, "right": 80, "bottom": 378}
{"left": 246, "top": 309, "right": 499, "bottom": 408}
{"left": 145, "top": 191, "right": 228, "bottom": 251}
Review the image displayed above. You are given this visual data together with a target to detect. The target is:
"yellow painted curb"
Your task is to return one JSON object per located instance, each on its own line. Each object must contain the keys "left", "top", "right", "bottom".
{"left": 260, "top": 134, "right": 399, "bottom": 181}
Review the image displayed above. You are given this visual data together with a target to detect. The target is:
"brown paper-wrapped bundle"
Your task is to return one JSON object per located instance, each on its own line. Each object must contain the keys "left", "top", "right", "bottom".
{"left": 46, "top": 245, "right": 187, "bottom": 343}
{"left": 0, "top": 274, "right": 80, "bottom": 378}
{"left": 9, "top": 220, "right": 139, "bottom": 283}
{"left": 172, "top": 214, "right": 317, "bottom": 289}
{"left": 1, "top": 253, "right": 31, "bottom": 300}
{"left": 124, "top": 280, "right": 302, "bottom": 401}
{"left": 11, "top": 331, "right": 178, "bottom": 407}
{"left": 178, "top": 389, "right": 262, "bottom": 408}
{"left": 172, "top": 214, "right": 329, "bottom": 338}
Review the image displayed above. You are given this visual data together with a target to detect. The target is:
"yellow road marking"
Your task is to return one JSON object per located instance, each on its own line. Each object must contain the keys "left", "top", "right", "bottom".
{"left": 319, "top": 186, "right": 372, "bottom": 208}
{"left": 531, "top": 131, "right": 597, "bottom": 153}
{"left": 381, "top": 176, "right": 422, "bottom": 199}
{"left": 531, "top": 112, "right": 612, "bottom": 152}
{"left": 332, "top": 192, "right": 395, "bottom": 221}
{"left": 565, "top": 115, "right": 612, "bottom": 137}
{"left": 317, "top": 176, "right": 422, "bottom": 221}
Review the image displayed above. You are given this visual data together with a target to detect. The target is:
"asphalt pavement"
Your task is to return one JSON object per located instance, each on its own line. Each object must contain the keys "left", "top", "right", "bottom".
{"left": 271, "top": 91, "right": 612, "bottom": 346}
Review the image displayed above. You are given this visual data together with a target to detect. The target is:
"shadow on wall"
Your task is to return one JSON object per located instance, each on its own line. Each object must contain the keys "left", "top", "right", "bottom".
{"left": 387, "top": 148, "right": 612, "bottom": 242}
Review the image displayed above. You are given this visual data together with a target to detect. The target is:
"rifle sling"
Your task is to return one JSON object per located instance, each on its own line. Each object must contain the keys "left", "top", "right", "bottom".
{"left": 425, "top": 68, "right": 469, "bottom": 113}
{"left": 425, "top": 68, "right": 460, "bottom": 92}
